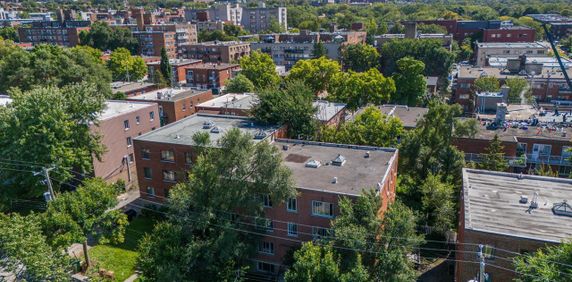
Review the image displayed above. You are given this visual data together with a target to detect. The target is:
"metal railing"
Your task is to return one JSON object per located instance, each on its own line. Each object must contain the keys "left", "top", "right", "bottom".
{"left": 464, "top": 153, "right": 572, "bottom": 167}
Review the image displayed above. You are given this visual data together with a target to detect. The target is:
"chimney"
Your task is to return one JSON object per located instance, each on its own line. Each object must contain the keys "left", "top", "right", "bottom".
{"left": 496, "top": 102, "right": 507, "bottom": 124}
{"left": 500, "top": 85, "right": 510, "bottom": 102}
{"left": 404, "top": 22, "right": 417, "bottom": 39}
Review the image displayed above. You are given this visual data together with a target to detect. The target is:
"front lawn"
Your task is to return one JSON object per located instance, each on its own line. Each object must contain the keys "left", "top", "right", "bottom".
{"left": 88, "top": 216, "right": 155, "bottom": 281}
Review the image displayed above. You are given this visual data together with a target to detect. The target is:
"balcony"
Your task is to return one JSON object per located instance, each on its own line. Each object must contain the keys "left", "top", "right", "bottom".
{"left": 464, "top": 153, "right": 572, "bottom": 167}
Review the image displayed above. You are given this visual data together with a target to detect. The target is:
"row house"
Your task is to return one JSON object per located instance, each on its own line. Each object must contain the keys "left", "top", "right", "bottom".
{"left": 133, "top": 114, "right": 398, "bottom": 276}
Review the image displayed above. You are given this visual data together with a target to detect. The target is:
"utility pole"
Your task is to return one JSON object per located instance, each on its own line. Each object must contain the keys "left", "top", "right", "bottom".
{"left": 35, "top": 167, "right": 56, "bottom": 201}
{"left": 478, "top": 244, "right": 485, "bottom": 282}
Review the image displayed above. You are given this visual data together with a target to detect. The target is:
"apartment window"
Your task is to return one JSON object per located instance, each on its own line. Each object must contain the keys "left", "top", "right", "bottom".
{"left": 161, "top": 150, "right": 175, "bottom": 162}
{"left": 261, "top": 194, "right": 272, "bottom": 207}
{"left": 143, "top": 167, "right": 152, "bottom": 179}
{"left": 287, "top": 198, "right": 297, "bottom": 212}
{"left": 312, "top": 226, "right": 334, "bottom": 239}
{"left": 185, "top": 152, "right": 193, "bottom": 165}
{"left": 141, "top": 149, "right": 151, "bottom": 160}
{"left": 136, "top": 116, "right": 140, "bottom": 124}
{"left": 149, "top": 111, "right": 155, "bottom": 121}
{"left": 163, "top": 170, "right": 176, "bottom": 182}
{"left": 256, "top": 261, "right": 276, "bottom": 273}
{"left": 255, "top": 218, "right": 273, "bottom": 232}
{"left": 146, "top": 186, "right": 155, "bottom": 196}
{"left": 182, "top": 103, "right": 187, "bottom": 111}
{"left": 128, "top": 153, "right": 134, "bottom": 163}
{"left": 257, "top": 241, "right": 274, "bottom": 255}
{"left": 124, "top": 120, "right": 130, "bottom": 130}
{"left": 312, "top": 201, "right": 334, "bottom": 218}
{"left": 287, "top": 222, "right": 298, "bottom": 237}
{"left": 126, "top": 137, "right": 133, "bottom": 147}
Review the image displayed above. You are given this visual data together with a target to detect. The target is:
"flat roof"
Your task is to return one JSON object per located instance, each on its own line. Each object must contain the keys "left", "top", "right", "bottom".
{"left": 98, "top": 100, "right": 157, "bottom": 121}
{"left": 379, "top": 105, "right": 429, "bottom": 128}
{"left": 127, "top": 87, "right": 209, "bottom": 102}
{"left": 476, "top": 42, "right": 548, "bottom": 49}
{"left": 147, "top": 58, "right": 201, "bottom": 66}
{"left": 186, "top": 63, "right": 240, "bottom": 70}
{"left": 457, "top": 65, "right": 572, "bottom": 80}
{"left": 488, "top": 56, "right": 572, "bottom": 69}
{"left": 463, "top": 168, "right": 572, "bottom": 243}
{"left": 111, "top": 81, "right": 156, "bottom": 94}
{"left": 197, "top": 93, "right": 257, "bottom": 110}
{"left": 313, "top": 100, "right": 346, "bottom": 122}
{"left": 134, "top": 113, "right": 280, "bottom": 146}
{"left": 275, "top": 139, "right": 397, "bottom": 196}
{"left": 189, "top": 41, "right": 248, "bottom": 46}
{"left": 0, "top": 95, "right": 12, "bottom": 106}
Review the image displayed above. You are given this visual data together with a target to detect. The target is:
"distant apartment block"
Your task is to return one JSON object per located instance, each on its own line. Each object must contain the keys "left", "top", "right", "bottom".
{"left": 127, "top": 87, "right": 213, "bottom": 125}
{"left": 250, "top": 30, "right": 366, "bottom": 69}
{"left": 415, "top": 19, "right": 536, "bottom": 42}
{"left": 457, "top": 169, "right": 572, "bottom": 281}
{"left": 91, "top": 100, "right": 160, "bottom": 186}
{"left": 241, "top": 7, "right": 287, "bottom": 33}
{"left": 482, "top": 26, "right": 536, "bottom": 43}
{"left": 143, "top": 23, "right": 198, "bottom": 56}
{"left": 475, "top": 42, "right": 549, "bottom": 67}
{"left": 181, "top": 41, "right": 251, "bottom": 63}
{"left": 528, "top": 14, "right": 572, "bottom": 40}
{"left": 17, "top": 20, "right": 90, "bottom": 47}
{"left": 132, "top": 30, "right": 177, "bottom": 58}
{"left": 184, "top": 62, "right": 240, "bottom": 93}
{"left": 147, "top": 58, "right": 202, "bottom": 85}
{"left": 185, "top": 4, "right": 242, "bottom": 25}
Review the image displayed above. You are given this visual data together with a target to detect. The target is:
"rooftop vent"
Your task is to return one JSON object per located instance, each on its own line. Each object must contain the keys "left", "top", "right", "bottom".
{"left": 519, "top": 195, "right": 528, "bottom": 204}
{"left": 365, "top": 151, "right": 370, "bottom": 158}
{"left": 305, "top": 159, "right": 321, "bottom": 168}
{"left": 203, "top": 120, "right": 215, "bottom": 129}
{"left": 210, "top": 126, "right": 220, "bottom": 133}
{"left": 254, "top": 130, "right": 267, "bottom": 140}
{"left": 331, "top": 154, "right": 346, "bottom": 166}
{"left": 282, "top": 145, "right": 289, "bottom": 151}
{"left": 552, "top": 200, "right": 572, "bottom": 217}
{"left": 332, "top": 177, "right": 338, "bottom": 184}
{"left": 175, "top": 134, "right": 181, "bottom": 139}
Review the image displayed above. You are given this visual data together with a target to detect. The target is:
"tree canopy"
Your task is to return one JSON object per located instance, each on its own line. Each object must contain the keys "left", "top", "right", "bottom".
{"left": 160, "top": 47, "right": 173, "bottom": 86}
{"left": 287, "top": 56, "right": 341, "bottom": 94}
{"left": 380, "top": 38, "right": 456, "bottom": 77}
{"left": 79, "top": 22, "right": 139, "bottom": 54}
{"left": 138, "top": 129, "right": 296, "bottom": 281}
{"left": 328, "top": 68, "right": 395, "bottom": 112}
{"left": 478, "top": 134, "right": 509, "bottom": 172}
{"left": 514, "top": 241, "right": 572, "bottom": 282}
{"left": 341, "top": 43, "right": 380, "bottom": 72}
{"left": 392, "top": 57, "right": 427, "bottom": 106}
{"left": 107, "top": 47, "right": 147, "bottom": 81}
{"left": 239, "top": 51, "right": 281, "bottom": 90}
{"left": 224, "top": 73, "right": 256, "bottom": 93}
{"left": 474, "top": 76, "right": 500, "bottom": 93}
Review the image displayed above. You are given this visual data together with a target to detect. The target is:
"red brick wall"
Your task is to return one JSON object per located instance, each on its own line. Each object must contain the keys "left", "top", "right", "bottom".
{"left": 452, "top": 137, "right": 518, "bottom": 156}
{"left": 482, "top": 29, "right": 536, "bottom": 43}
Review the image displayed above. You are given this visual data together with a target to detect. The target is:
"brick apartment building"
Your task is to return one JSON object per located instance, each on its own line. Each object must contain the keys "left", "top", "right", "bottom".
{"left": 18, "top": 20, "right": 90, "bottom": 47}
{"left": 147, "top": 58, "right": 202, "bottom": 85}
{"left": 452, "top": 105, "right": 572, "bottom": 177}
{"left": 181, "top": 41, "right": 251, "bottom": 63}
{"left": 111, "top": 81, "right": 158, "bottom": 97}
{"left": 415, "top": 19, "right": 537, "bottom": 42}
{"left": 91, "top": 100, "right": 160, "bottom": 186}
{"left": 452, "top": 65, "right": 572, "bottom": 110}
{"left": 474, "top": 42, "right": 548, "bottom": 67}
{"left": 528, "top": 14, "right": 572, "bottom": 40}
{"left": 143, "top": 23, "right": 198, "bottom": 56}
{"left": 457, "top": 169, "right": 572, "bottom": 282}
{"left": 481, "top": 26, "right": 536, "bottom": 43}
{"left": 127, "top": 87, "right": 213, "bottom": 125}
{"left": 184, "top": 62, "right": 240, "bottom": 93}
{"left": 132, "top": 30, "right": 176, "bottom": 57}
{"left": 250, "top": 31, "right": 366, "bottom": 69}
{"left": 133, "top": 114, "right": 399, "bottom": 275}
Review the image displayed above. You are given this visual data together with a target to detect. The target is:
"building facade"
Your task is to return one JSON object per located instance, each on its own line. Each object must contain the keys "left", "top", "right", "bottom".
{"left": 482, "top": 26, "right": 536, "bottom": 43}
{"left": 18, "top": 20, "right": 90, "bottom": 47}
{"left": 147, "top": 58, "right": 202, "bottom": 85}
{"left": 132, "top": 30, "right": 177, "bottom": 58}
{"left": 127, "top": 87, "right": 213, "bottom": 125}
{"left": 474, "top": 42, "right": 549, "bottom": 67}
{"left": 91, "top": 101, "right": 160, "bottom": 186}
{"left": 240, "top": 7, "right": 287, "bottom": 33}
{"left": 182, "top": 41, "right": 251, "bottom": 63}
{"left": 184, "top": 63, "right": 240, "bottom": 93}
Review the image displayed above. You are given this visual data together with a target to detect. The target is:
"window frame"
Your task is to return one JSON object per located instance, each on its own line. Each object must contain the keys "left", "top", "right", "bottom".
{"left": 160, "top": 150, "right": 175, "bottom": 162}
{"left": 162, "top": 170, "right": 176, "bottom": 182}
{"left": 312, "top": 201, "right": 334, "bottom": 218}
{"left": 287, "top": 222, "right": 298, "bottom": 237}
{"left": 286, "top": 198, "right": 297, "bottom": 212}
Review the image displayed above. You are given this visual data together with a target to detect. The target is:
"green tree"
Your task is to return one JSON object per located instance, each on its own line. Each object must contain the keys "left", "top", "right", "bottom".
{"left": 107, "top": 47, "right": 147, "bottom": 81}
{"left": 198, "top": 29, "right": 236, "bottom": 42}
{"left": 417, "top": 24, "right": 448, "bottom": 34}
{"left": 420, "top": 173, "right": 456, "bottom": 232}
{"left": 505, "top": 77, "right": 529, "bottom": 104}
{"left": 224, "top": 73, "right": 255, "bottom": 93}
{"left": 0, "top": 84, "right": 105, "bottom": 201}
{"left": 453, "top": 118, "right": 478, "bottom": 138}
{"left": 0, "top": 42, "right": 113, "bottom": 96}
{"left": 285, "top": 243, "right": 342, "bottom": 282}
{"left": 223, "top": 24, "right": 247, "bottom": 37}
{"left": 320, "top": 106, "right": 404, "bottom": 147}
{"left": 159, "top": 47, "right": 173, "bottom": 86}
{"left": 474, "top": 76, "right": 500, "bottom": 93}
{"left": 0, "top": 26, "right": 19, "bottom": 42}
{"left": 79, "top": 22, "right": 139, "bottom": 54}
{"left": 41, "top": 178, "right": 128, "bottom": 268}
{"left": 458, "top": 37, "right": 474, "bottom": 62}
{"left": 312, "top": 41, "right": 327, "bottom": 58}
{"left": 287, "top": 56, "right": 341, "bottom": 94}
{"left": 478, "top": 134, "right": 509, "bottom": 172}
{"left": 138, "top": 129, "right": 296, "bottom": 280}
{"left": 392, "top": 57, "right": 427, "bottom": 106}
{"left": 0, "top": 213, "right": 72, "bottom": 280}
{"left": 328, "top": 68, "right": 395, "bottom": 111}
{"left": 514, "top": 241, "right": 572, "bottom": 282}
{"left": 380, "top": 38, "right": 456, "bottom": 77}
{"left": 253, "top": 80, "right": 318, "bottom": 138}
{"left": 341, "top": 43, "right": 380, "bottom": 72}
{"left": 239, "top": 50, "right": 280, "bottom": 90}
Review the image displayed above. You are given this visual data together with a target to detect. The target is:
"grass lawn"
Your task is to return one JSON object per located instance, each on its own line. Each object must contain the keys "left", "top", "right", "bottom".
{"left": 88, "top": 216, "right": 155, "bottom": 281}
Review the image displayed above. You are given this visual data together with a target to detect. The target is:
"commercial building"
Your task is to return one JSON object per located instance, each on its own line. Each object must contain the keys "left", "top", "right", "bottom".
{"left": 451, "top": 64, "right": 572, "bottom": 110}
{"left": 250, "top": 31, "right": 366, "bottom": 69}
{"left": 474, "top": 42, "right": 549, "bottom": 67}
{"left": 147, "top": 58, "right": 202, "bottom": 85}
{"left": 91, "top": 100, "right": 160, "bottom": 185}
{"left": 184, "top": 62, "right": 240, "bottom": 93}
{"left": 457, "top": 169, "right": 572, "bottom": 282}
{"left": 111, "top": 82, "right": 158, "bottom": 97}
{"left": 17, "top": 20, "right": 90, "bottom": 47}
{"left": 133, "top": 115, "right": 398, "bottom": 275}
{"left": 453, "top": 104, "right": 572, "bottom": 176}
{"left": 182, "top": 41, "right": 251, "bottom": 63}
{"left": 127, "top": 87, "right": 213, "bottom": 125}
